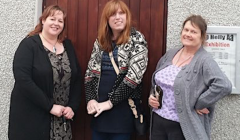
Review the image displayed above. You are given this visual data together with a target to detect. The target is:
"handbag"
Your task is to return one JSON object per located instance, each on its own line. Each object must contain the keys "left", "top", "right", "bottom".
{"left": 128, "top": 98, "right": 148, "bottom": 135}
{"left": 109, "top": 51, "right": 148, "bottom": 135}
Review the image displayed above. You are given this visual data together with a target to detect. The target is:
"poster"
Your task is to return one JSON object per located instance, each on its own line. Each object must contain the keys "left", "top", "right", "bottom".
{"left": 204, "top": 33, "right": 236, "bottom": 86}
{"left": 203, "top": 26, "right": 240, "bottom": 94}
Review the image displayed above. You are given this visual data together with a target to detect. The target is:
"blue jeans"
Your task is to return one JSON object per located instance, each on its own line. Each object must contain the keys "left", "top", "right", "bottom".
{"left": 92, "top": 130, "right": 131, "bottom": 140}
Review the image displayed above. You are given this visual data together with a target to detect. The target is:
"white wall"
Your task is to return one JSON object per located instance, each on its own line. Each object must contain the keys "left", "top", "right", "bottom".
{"left": 167, "top": 0, "right": 240, "bottom": 140}
{"left": 0, "top": 0, "right": 240, "bottom": 140}
{"left": 0, "top": 0, "right": 39, "bottom": 139}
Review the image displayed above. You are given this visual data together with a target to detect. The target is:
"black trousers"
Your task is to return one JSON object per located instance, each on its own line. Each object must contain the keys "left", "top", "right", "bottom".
{"left": 151, "top": 112, "right": 185, "bottom": 140}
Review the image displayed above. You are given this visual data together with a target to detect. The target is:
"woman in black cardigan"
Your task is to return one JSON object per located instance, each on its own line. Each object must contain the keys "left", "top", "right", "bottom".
{"left": 8, "top": 5, "right": 81, "bottom": 140}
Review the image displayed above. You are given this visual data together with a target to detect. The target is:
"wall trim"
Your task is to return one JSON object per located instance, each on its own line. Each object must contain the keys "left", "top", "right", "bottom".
{"left": 34, "top": 0, "right": 43, "bottom": 26}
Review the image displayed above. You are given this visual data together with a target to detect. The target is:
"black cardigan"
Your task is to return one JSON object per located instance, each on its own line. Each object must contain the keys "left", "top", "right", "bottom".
{"left": 8, "top": 35, "right": 81, "bottom": 140}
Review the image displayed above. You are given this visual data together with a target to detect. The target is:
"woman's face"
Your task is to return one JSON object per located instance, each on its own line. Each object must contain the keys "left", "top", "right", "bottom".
{"left": 42, "top": 10, "right": 64, "bottom": 37}
{"left": 108, "top": 7, "right": 126, "bottom": 35}
{"left": 181, "top": 21, "right": 202, "bottom": 48}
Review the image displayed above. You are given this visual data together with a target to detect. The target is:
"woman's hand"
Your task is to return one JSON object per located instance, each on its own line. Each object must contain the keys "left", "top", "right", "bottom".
{"left": 50, "top": 104, "right": 65, "bottom": 117}
{"left": 149, "top": 94, "right": 160, "bottom": 109}
{"left": 63, "top": 106, "right": 74, "bottom": 119}
{"left": 94, "top": 100, "right": 113, "bottom": 117}
{"left": 87, "top": 100, "right": 98, "bottom": 114}
{"left": 196, "top": 108, "right": 210, "bottom": 115}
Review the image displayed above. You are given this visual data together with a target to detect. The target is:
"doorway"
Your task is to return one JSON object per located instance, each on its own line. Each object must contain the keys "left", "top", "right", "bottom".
{"left": 43, "top": 0, "right": 168, "bottom": 139}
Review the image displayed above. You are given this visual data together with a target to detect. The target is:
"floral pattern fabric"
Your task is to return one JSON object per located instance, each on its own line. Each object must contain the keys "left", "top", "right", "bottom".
{"left": 45, "top": 48, "right": 72, "bottom": 140}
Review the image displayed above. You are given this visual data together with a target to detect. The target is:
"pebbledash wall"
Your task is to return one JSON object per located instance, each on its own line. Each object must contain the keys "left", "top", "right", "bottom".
{"left": 0, "top": 0, "right": 239, "bottom": 140}
{"left": 0, "top": 0, "right": 42, "bottom": 139}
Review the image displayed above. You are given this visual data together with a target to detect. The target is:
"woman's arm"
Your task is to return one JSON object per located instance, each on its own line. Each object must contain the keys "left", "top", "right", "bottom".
{"left": 85, "top": 40, "right": 101, "bottom": 103}
{"left": 195, "top": 57, "right": 232, "bottom": 109}
{"left": 108, "top": 31, "right": 148, "bottom": 106}
{"left": 13, "top": 38, "right": 54, "bottom": 112}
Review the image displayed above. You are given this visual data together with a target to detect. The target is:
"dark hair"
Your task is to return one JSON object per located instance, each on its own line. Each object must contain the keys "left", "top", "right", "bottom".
{"left": 182, "top": 15, "right": 207, "bottom": 45}
{"left": 28, "top": 5, "right": 67, "bottom": 42}
{"left": 98, "top": 0, "right": 132, "bottom": 52}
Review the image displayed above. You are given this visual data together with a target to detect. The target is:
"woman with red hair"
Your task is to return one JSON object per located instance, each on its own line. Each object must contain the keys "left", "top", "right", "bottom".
{"left": 85, "top": 0, "right": 148, "bottom": 140}
{"left": 8, "top": 5, "right": 81, "bottom": 140}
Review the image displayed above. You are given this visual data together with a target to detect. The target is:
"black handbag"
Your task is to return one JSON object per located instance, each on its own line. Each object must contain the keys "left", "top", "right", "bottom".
{"left": 128, "top": 99, "right": 148, "bottom": 135}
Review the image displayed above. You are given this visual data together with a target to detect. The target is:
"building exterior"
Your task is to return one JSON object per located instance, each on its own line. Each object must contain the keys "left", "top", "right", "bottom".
{"left": 0, "top": 0, "right": 239, "bottom": 139}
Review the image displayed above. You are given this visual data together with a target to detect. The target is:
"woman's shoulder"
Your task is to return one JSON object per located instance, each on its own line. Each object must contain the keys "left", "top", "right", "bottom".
{"left": 164, "top": 47, "right": 181, "bottom": 57}
{"left": 195, "top": 47, "right": 214, "bottom": 63}
{"left": 130, "top": 28, "right": 146, "bottom": 41}
{"left": 14, "top": 35, "right": 42, "bottom": 56}
{"left": 167, "top": 47, "right": 180, "bottom": 53}
{"left": 63, "top": 38, "right": 72, "bottom": 44}
{"left": 21, "top": 34, "right": 38, "bottom": 43}
{"left": 63, "top": 38, "right": 74, "bottom": 49}
{"left": 18, "top": 35, "right": 40, "bottom": 48}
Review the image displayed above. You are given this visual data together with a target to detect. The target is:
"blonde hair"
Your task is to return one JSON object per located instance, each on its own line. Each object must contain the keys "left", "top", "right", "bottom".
{"left": 98, "top": 0, "right": 132, "bottom": 52}
{"left": 28, "top": 5, "right": 67, "bottom": 42}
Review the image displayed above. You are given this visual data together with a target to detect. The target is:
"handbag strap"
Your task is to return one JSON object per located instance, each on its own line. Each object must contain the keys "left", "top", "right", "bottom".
{"left": 109, "top": 51, "right": 141, "bottom": 120}
{"left": 128, "top": 99, "right": 138, "bottom": 118}
{"left": 109, "top": 51, "right": 119, "bottom": 75}
{"left": 128, "top": 99, "right": 143, "bottom": 123}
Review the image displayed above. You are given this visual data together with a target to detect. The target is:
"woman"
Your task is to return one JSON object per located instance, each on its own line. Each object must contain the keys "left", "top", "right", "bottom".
{"left": 8, "top": 5, "right": 81, "bottom": 140}
{"left": 85, "top": 0, "right": 148, "bottom": 140}
{"left": 148, "top": 15, "right": 232, "bottom": 140}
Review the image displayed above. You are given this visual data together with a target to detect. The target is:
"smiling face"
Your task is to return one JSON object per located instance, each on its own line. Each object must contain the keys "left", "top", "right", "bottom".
{"left": 181, "top": 21, "right": 202, "bottom": 48}
{"left": 108, "top": 7, "right": 126, "bottom": 37}
{"left": 42, "top": 10, "right": 64, "bottom": 37}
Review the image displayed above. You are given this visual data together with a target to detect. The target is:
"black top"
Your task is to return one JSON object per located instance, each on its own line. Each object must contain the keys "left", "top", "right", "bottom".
{"left": 8, "top": 35, "right": 81, "bottom": 140}
{"left": 91, "top": 43, "right": 134, "bottom": 133}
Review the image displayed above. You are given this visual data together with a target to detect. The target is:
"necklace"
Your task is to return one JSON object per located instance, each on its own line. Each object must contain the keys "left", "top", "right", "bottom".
{"left": 175, "top": 48, "right": 193, "bottom": 67}
{"left": 40, "top": 33, "right": 58, "bottom": 53}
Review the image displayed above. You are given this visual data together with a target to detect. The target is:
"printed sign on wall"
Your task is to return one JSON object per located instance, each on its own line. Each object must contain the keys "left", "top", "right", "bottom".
{"left": 204, "top": 26, "right": 240, "bottom": 94}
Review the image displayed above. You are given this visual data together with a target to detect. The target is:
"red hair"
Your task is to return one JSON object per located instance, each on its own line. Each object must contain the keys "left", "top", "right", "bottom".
{"left": 98, "top": 0, "right": 132, "bottom": 52}
{"left": 28, "top": 5, "right": 67, "bottom": 42}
